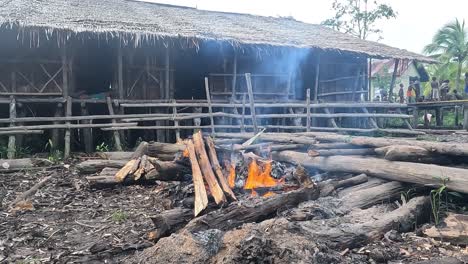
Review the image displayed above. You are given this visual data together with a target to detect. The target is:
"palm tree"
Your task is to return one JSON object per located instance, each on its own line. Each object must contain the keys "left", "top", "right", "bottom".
{"left": 424, "top": 19, "right": 468, "bottom": 91}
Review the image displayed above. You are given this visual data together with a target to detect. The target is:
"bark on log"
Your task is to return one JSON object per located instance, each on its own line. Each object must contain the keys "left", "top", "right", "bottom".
{"left": 339, "top": 181, "right": 405, "bottom": 211}
{"left": 150, "top": 208, "right": 193, "bottom": 242}
{"left": 423, "top": 213, "right": 468, "bottom": 244}
{"left": 186, "top": 140, "right": 209, "bottom": 216}
{"left": 147, "top": 142, "right": 185, "bottom": 159}
{"left": 183, "top": 185, "right": 319, "bottom": 233}
{"left": 318, "top": 174, "right": 368, "bottom": 197}
{"left": 205, "top": 137, "right": 236, "bottom": 201}
{"left": 274, "top": 151, "right": 468, "bottom": 194}
{"left": 193, "top": 132, "right": 226, "bottom": 205}
{"left": 375, "top": 145, "right": 451, "bottom": 164}
{"left": 338, "top": 177, "right": 388, "bottom": 198}
{"left": 308, "top": 148, "right": 376, "bottom": 157}
{"left": 303, "top": 196, "right": 430, "bottom": 249}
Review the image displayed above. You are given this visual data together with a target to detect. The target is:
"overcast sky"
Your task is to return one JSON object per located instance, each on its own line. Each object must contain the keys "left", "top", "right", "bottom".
{"left": 146, "top": 0, "right": 467, "bottom": 54}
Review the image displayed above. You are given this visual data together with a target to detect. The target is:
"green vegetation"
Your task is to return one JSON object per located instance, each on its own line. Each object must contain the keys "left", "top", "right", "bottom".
{"left": 430, "top": 177, "right": 449, "bottom": 225}
{"left": 424, "top": 19, "right": 468, "bottom": 92}
{"left": 45, "top": 139, "right": 62, "bottom": 163}
{"left": 96, "top": 142, "right": 110, "bottom": 152}
{"left": 322, "top": 0, "right": 397, "bottom": 40}
{"left": 111, "top": 209, "right": 128, "bottom": 223}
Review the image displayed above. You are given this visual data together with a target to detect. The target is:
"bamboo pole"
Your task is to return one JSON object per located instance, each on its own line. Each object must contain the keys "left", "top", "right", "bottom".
{"left": 172, "top": 99, "right": 181, "bottom": 141}
{"left": 118, "top": 45, "right": 124, "bottom": 99}
{"left": 204, "top": 77, "right": 215, "bottom": 134}
{"left": 241, "top": 94, "right": 246, "bottom": 133}
{"left": 245, "top": 73, "right": 258, "bottom": 133}
{"left": 306, "top": 88, "right": 311, "bottom": 132}
{"left": 106, "top": 97, "right": 123, "bottom": 151}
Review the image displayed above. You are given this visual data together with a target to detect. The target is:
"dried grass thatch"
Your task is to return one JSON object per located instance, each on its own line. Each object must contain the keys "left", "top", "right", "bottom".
{"left": 0, "top": 0, "right": 434, "bottom": 62}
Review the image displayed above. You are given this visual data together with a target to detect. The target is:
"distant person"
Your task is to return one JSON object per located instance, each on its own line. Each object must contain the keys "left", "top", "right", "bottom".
{"left": 465, "top": 73, "right": 468, "bottom": 98}
{"left": 431, "top": 77, "right": 440, "bottom": 101}
{"left": 440, "top": 80, "right": 450, "bottom": 100}
{"left": 398, "top": 83, "right": 405, "bottom": 103}
{"left": 406, "top": 85, "right": 416, "bottom": 103}
{"left": 413, "top": 77, "right": 421, "bottom": 100}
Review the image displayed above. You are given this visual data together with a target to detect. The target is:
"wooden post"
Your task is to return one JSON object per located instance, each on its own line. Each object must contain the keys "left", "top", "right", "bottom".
{"left": 241, "top": 94, "right": 246, "bottom": 133}
{"left": 306, "top": 88, "right": 311, "bottom": 132}
{"left": 7, "top": 96, "right": 16, "bottom": 159}
{"left": 204, "top": 77, "right": 215, "bottom": 134}
{"left": 455, "top": 106, "right": 460, "bottom": 127}
{"left": 435, "top": 107, "right": 443, "bottom": 127}
{"left": 64, "top": 96, "right": 72, "bottom": 158}
{"left": 286, "top": 72, "right": 292, "bottom": 100}
{"left": 172, "top": 99, "right": 181, "bottom": 141}
{"left": 11, "top": 69, "right": 16, "bottom": 93}
{"left": 51, "top": 103, "right": 63, "bottom": 149}
{"left": 117, "top": 45, "right": 124, "bottom": 99}
{"left": 80, "top": 102, "right": 93, "bottom": 153}
{"left": 412, "top": 107, "right": 419, "bottom": 128}
{"left": 231, "top": 52, "right": 237, "bottom": 99}
{"left": 368, "top": 58, "right": 372, "bottom": 101}
{"left": 313, "top": 54, "right": 321, "bottom": 103}
{"left": 245, "top": 73, "right": 258, "bottom": 133}
{"left": 61, "top": 45, "right": 69, "bottom": 98}
{"left": 463, "top": 105, "right": 468, "bottom": 131}
{"left": 388, "top": 59, "right": 400, "bottom": 102}
{"left": 106, "top": 97, "right": 123, "bottom": 151}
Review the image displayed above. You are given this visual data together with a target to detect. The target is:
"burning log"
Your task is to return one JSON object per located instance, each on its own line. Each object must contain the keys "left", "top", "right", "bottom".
{"left": 185, "top": 139, "right": 209, "bottom": 216}
{"left": 206, "top": 137, "right": 237, "bottom": 201}
{"left": 183, "top": 185, "right": 320, "bottom": 233}
{"left": 274, "top": 151, "right": 468, "bottom": 194}
{"left": 193, "top": 132, "right": 226, "bottom": 204}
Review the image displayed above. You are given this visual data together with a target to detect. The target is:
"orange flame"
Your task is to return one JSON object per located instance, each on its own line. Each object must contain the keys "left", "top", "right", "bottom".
{"left": 228, "top": 165, "right": 236, "bottom": 188}
{"left": 263, "top": 191, "right": 276, "bottom": 198}
{"left": 244, "top": 160, "right": 280, "bottom": 190}
{"left": 183, "top": 148, "right": 189, "bottom": 158}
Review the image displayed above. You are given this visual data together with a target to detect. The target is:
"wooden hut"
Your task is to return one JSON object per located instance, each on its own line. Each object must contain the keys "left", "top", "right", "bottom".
{"left": 0, "top": 0, "right": 434, "bottom": 157}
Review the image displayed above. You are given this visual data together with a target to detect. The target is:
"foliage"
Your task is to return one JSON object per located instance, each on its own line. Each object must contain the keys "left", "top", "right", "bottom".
{"left": 96, "top": 142, "right": 109, "bottom": 152}
{"left": 111, "top": 209, "right": 128, "bottom": 223}
{"left": 430, "top": 177, "right": 449, "bottom": 225}
{"left": 322, "top": 0, "right": 397, "bottom": 40}
{"left": 424, "top": 19, "right": 468, "bottom": 90}
{"left": 45, "top": 139, "right": 62, "bottom": 163}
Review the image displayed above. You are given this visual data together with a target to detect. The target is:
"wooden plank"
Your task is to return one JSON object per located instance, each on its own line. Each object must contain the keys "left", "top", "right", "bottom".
{"left": 245, "top": 73, "right": 258, "bottom": 132}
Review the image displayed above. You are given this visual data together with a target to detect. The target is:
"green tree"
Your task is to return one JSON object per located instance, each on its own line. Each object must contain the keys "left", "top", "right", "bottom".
{"left": 424, "top": 19, "right": 468, "bottom": 91}
{"left": 322, "top": 0, "right": 397, "bottom": 40}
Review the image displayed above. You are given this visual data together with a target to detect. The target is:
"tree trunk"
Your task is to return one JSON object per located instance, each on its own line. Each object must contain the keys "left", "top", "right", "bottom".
{"left": 274, "top": 151, "right": 468, "bottom": 194}
{"left": 456, "top": 60, "right": 462, "bottom": 91}
{"left": 76, "top": 159, "right": 128, "bottom": 174}
{"left": 150, "top": 208, "right": 193, "bottom": 242}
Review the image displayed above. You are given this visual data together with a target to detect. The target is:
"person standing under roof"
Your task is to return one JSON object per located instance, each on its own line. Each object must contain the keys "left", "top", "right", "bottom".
{"left": 413, "top": 77, "right": 421, "bottom": 100}
{"left": 431, "top": 77, "right": 440, "bottom": 101}
{"left": 398, "top": 83, "right": 405, "bottom": 103}
{"left": 407, "top": 85, "right": 416, "bottom": 103}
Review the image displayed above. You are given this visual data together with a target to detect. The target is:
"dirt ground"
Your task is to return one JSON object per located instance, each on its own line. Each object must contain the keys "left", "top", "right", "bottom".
{"left": 1, "top": 165, "right": 468, "bottom": 263}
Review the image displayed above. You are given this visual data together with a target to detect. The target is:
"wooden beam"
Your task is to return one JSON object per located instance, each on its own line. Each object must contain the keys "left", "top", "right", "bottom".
{"left": 245, "top": 73, "right": 258, "bottom": 133}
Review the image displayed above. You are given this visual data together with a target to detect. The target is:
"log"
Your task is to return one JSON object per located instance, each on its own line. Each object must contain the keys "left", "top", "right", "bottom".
{"left": 299, "top": 131, "right": 468, "bottom": 157}
{"left": 150, "top": 208, "right": 193, "bottom": 242}
{"left": 147, "top": 142, "right": 185, "bottom": 157}
{"left": 86, "top": 161, "right": 190, "bottom": 188}
{"left": 215, "top": 133, "right": 317, "bottom": 145}
{"left": 423, "top": 213, "right": 468, "bottom": 244}
{"left": 114, "top": 142, "right": 149, "bottom": 182}
{"left": 308, "top": 148, "right": 376, "bottom": 157}
{"left": 76, "top": 159, "right": 127, "bottom": 174}
{"left": 338, "top": 177, "right": 387, "bottom": 198}
{"left": 339, "top": 181, "right": 406, "bottom": 211}
{"left": 309, "top": 143, "right": 360, "bottom": 149}
{"left": 274, "top": 151, "right": 468, "bottom": 194}
{"left": 374, "top": 145, "right": 452, "bottom": 164}
{"left": 318, "top": 174, "right": 368, "bottom": 197}
{"left": 193, "top": 132, "right": 226, "bottom": 205}
{"left": 303, "top": 196, "right": 430, "bottom": 249}
{"left": 0, "top": 158, "right": 51, "bottom": 169}
{"left": 183, "top": 185, "right": 319, "bottom": 233}
{"left": 10, "top": 173, "right": 56, "bottom": 207}
{"left": 186, "top": 140, "right": 209, "bottom": 216}
{"left": 205, "top": 137, "right": 236, "bottom": 201}
{"left": 99, "top": 151, "right": 133, "bottom": 160}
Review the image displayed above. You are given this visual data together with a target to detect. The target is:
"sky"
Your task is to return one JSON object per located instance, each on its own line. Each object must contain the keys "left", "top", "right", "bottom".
{"left": 145, "top": 0, "right": 467, "bottom": 54}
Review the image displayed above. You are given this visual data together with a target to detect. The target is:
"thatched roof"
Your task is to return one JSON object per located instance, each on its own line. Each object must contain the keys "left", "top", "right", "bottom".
{"left": 0, "top": 0, "right": 434, "bottom": 62}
